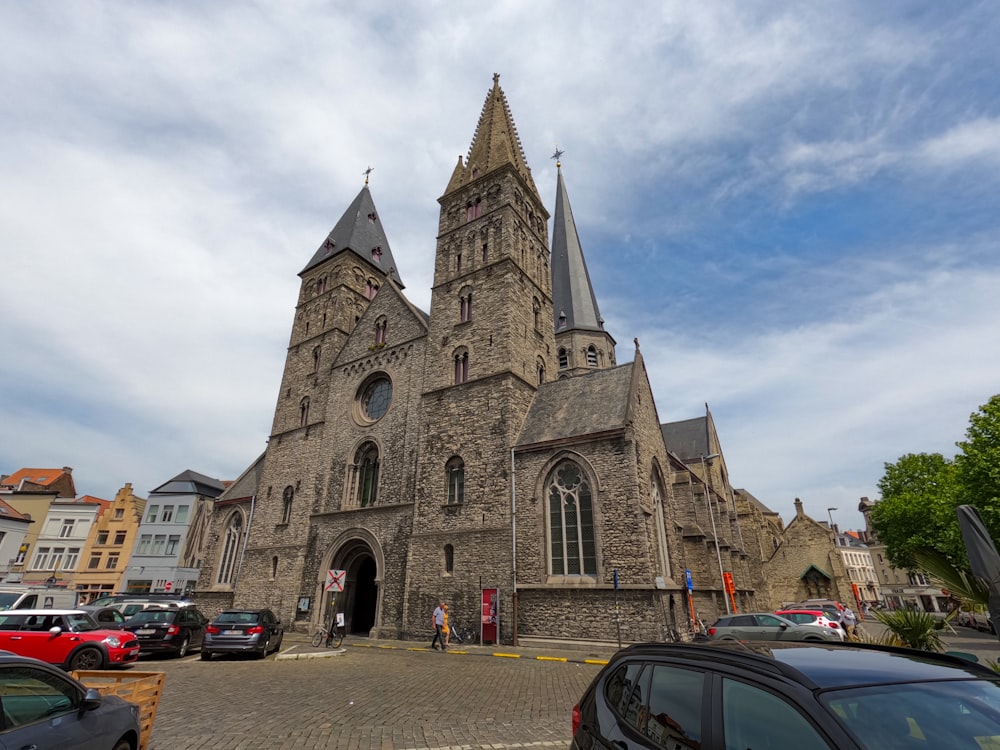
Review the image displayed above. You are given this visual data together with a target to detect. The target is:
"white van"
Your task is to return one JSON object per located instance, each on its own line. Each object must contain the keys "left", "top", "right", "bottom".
{"left": 0, "top": 585, "right": 79, "bottom": 611}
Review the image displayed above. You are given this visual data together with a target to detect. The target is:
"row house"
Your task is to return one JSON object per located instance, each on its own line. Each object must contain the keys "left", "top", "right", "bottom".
{"left": 73, "top": 484, "right": 147, "bottom": 602}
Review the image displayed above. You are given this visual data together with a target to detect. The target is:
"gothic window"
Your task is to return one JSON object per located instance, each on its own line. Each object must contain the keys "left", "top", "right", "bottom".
{"left": 533, "top": 297, "right": 540, "bottom": 330}
{"left": 453, "top": 349, "right": 469, "bottom": 384}
{"left": 652, "top": 469, "right": 672, "bottom": 579}
{"left": 547, "top": 460, "right": 597, "bottom": 576}
{"left": 364, "top": 279, "right": 379, "bottom": 300}
{"left": 537, "top": 358, "right": 546, "bottom": 385}
{"left": 318, "top": 276, "right": 327, "bottom": 294}
{"left": 353, "top": 442, "right": 380, "bottom": 507}
{"left": 216, "top": 512, "right": 244, "bottom": 585}
{"left": 271, "top": 556, "right": 279, "bottom": 579}
{"left": 299, "top": 397, "right": 310, "bottom": 427}
{"left": 444, "top": 544, "right": 454, "bottom": 575}
{"left": 482, "top": 243, "right": 488, "bottom": 262}
{"left": 587, "top": 345, "right": 598, "bottom": 367}
{"left": 456, "top": 252, "right": 462, "bottom": 273}
{"left": 312, "top": 346, "right": 321, "bottom": 372}
{"left": 465, "top": 196, "right": 483, "bottom": 222}
{"left": 374, "top": 317, "right": 387, "bottom": 345}
{"left": 447, "top": 457, "right": 465, "bottom": 505}
{"left": 281, "top": 486, "right": 293, "bottom": 524}
{"left": 460, "top": 289, "right": 473, "bottom": 322}
{"left": 558, "top": 348, "right": 568, "bottom": 369}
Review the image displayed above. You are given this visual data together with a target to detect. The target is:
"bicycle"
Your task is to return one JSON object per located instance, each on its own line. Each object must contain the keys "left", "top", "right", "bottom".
{"left": 311, "top": 619, "right": 345, "bottom": 648}
{"left": 448, "top": 622, "right": 478, "bottom": 645}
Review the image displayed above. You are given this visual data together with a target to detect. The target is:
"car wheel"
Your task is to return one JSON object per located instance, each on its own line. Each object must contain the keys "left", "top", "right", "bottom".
{"left": 111, "top": 737, "right": 133, "bottom": 750}
{"left": 257, "top": 637, "right": 270, "bottom": 659}
{"left": 69, "top": 647, "right": 105, "bottom": 671}
{"left": 176, "top": 636, "right": 190, "bottom": 658}
{"left": 200, "top": 650, "right": 213, "bottom": 661}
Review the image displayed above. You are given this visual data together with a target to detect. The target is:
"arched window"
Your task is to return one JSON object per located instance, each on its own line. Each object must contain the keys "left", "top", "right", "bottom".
{"left": 354, "top": 442, "right": 380, "bottom": 507}
{"left": 651, "top": 470, "right": 672, "bottom": 580}
{"left": 374, "top": 317, "right": 387, "bottom": 345}
{"left": 444, "top": 544, "right": 454, "bottom": 575}
{"left": 537, "top": 358, "right": 545, "bottom": 385}
{"left": 533, "top": 297, "right": 540, "bottom": 330}
{"left": 586, "top": 345, "right": 598, "bottom": 367}
{"left": 460, "top": 290, "right": 473, "bottom": 322}
{"left": 281, "top": 486, "right": 293, "bottom": 524}
{"left": 299, "top": 397, "right": 310, "bottom": 427}
{"left": 547, "top": 460, "right": 597, "bottom": 576}
{"left": 447, "top": 457, "right": 465, "bottom": 505}
{"left": 312, "top": 346, "right": 321, "bottom": 372}
{"left": 454, "top": 349, "right": 469, "bottom": 384}
{"left": 558, "top": 348, "right": 568, "bottom": 369}
{"left": 271, "top": 556, "right": 279, "bottom": 579}
{"left": 364, "top": 279, "right": 379, "bottom": 300}
{"left": 216, "top": 512, "right": 243, "bottom": 585}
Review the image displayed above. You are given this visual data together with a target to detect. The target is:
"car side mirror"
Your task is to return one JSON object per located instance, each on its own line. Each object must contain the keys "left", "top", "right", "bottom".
{"left": 81, "top": 688, "right": 103, "bottom": 711}
{"left": 778, "top": 623, "right": 788, "bottom": 630}
{"left": 48, "top": 626, "right": 62, "bottom": 635}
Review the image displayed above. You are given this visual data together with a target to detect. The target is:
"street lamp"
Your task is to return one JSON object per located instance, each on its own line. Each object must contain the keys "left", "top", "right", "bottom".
{"left": 701, "top": 454, "right": 730, "bottom": 614}
{"left": 827, "top": 507, "right": 838, "bottom": 530}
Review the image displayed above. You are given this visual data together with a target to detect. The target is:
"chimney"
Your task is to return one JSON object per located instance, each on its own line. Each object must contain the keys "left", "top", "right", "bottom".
{"left": 794, "top": 498, "right": 804, "bottom": 518}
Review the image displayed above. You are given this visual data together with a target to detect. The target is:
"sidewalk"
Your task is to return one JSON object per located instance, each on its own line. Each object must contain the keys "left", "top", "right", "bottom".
{"left": 275, "top": 630, "right": 619, "bottom": 664}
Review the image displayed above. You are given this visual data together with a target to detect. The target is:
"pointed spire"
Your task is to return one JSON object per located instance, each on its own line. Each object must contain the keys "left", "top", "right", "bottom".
{"left": 446, "top": 75, "right": 537, "bottom": 195}
{"left": 300, "top": 185, "right": 404, "bottom": 288}
{"left": 551, "top": 163, "right": 604, "bottom": 333}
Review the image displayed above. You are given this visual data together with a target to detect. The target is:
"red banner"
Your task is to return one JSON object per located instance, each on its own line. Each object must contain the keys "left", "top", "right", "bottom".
{"left": 481, "top": 588, "right": 499, "bottom": 645}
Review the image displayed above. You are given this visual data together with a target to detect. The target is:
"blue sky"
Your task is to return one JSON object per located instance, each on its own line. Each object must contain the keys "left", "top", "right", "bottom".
{"left": 2, "top": 2, "right": 998, "bottom": 531}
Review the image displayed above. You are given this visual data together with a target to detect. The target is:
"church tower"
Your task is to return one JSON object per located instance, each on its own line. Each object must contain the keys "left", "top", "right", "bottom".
{"left": 406, "top": 76, "right": 555, "bottom": 620}
{"left": 550, "top": 158, "right": 617, "bottom": 376}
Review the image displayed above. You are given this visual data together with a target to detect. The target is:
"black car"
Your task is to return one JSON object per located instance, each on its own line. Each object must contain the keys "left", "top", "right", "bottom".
{"left": 0, "top": 652, "right": 140, "bottom": 749}
{"left": 202, "top": 608, "right": 284, "bottom": 660}
{"left": 78, "top": 604, "right": 128, "bottom": 627}
{"left": 122, "top": 605, "right": 208, "bottom": 658}
{"left": 570, "top": 640, "right": 1000, "bottom": 749}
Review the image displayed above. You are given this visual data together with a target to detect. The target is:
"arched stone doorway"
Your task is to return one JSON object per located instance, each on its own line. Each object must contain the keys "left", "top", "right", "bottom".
{"left": 317, "top": 532, "right": 381, "bottom": 637}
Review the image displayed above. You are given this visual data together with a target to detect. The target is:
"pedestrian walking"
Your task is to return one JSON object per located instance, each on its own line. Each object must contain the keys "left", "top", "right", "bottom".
{"left": 443, "top": 604, "right": 451, "bottom": 648}
{"left": 840, "top": 605, "right": 857, "bottom": 638}
{"left": 431, "top": 600, "right": 446, "bottom": 650}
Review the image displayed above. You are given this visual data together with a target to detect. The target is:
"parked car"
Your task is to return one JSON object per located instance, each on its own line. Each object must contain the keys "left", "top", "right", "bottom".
{"left": 784, "top": 598, "right": 845, "bottom": 618}
{"left": 0, "top": 609, "right": 139, "bottom": 670}
{"left": 88, "top": 592, "right": 190, "bottom": 607}
{"left": 202, "top": 608, "right": 284, "bottom": 660}
{"left": 709, "top": 612, "right": 843, "bottom": 642}
{"left": 774, "top": 608, "right": 843, "bottom": 633}
{"left": 570, "top": 640, "right": 1000, "bottom": 750}
{"left": 121, "top": 606, "right": 209, "bottom": 658}
{"left": 78, "top": 605, "right": 128, "bottom": 627}
{"left": 0, "top": 651, "right": 140, "bottom": 749}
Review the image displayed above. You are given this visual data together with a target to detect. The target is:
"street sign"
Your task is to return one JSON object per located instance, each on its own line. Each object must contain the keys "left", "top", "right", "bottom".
{"left": 685, "top": 569, "right": 693, "bottom": 591}
{"left": 165, "top": 581, "right": 172, "bottom": 592}
{"left": 325, "top": 569, "right": 346, "bottom": 592}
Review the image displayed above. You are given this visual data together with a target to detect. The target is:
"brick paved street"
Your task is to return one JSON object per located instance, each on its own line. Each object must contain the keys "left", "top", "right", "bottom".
{"left": 146, "top": 642, "right": 605, "bottom": 750}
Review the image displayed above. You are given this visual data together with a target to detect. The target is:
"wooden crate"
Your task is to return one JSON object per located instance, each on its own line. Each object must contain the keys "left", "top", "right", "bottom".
{"left": 71, "top": 670, "right": 165, "bottom": 750}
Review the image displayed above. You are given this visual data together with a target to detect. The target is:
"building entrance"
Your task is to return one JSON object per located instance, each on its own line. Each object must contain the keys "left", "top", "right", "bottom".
{"left": 323, "top": 539, "right": 379, "bottom": 637}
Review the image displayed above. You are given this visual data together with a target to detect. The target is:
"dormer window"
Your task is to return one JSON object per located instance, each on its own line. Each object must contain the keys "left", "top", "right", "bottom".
{"left": 371, "top": 246, "right": 383, "bottom": 262}
{"left": 368, "top": 211, "right": 378, "bottom": 223}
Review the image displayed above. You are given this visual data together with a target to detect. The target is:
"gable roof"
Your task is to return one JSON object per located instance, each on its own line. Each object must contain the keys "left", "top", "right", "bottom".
{"left": 216, "top": 453, "right": 266, "bottom": 504}
{"left": 300, "top": 185, "right": 403, "bottom": 286}
{"left": 660, "top": 417, "right": 709, "bottom": 461}
{"left": 0, "top": 497, "right": 31, "bottom": 523}
{"left": 516, "top": 364, "right": 634, "bottom": 448}
{"left": 150, "top": 470, "right": 226, "bottom": 498}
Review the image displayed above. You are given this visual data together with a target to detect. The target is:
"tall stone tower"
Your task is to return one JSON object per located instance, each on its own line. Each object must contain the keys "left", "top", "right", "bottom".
{"left": 403, "top": 76, "right": 555, "bottom": 625}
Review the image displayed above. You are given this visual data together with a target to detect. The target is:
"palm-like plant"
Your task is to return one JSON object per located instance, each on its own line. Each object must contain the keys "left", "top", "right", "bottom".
{"left": 870, "top": 608, "right": 950, "bottom": 651}
{"left": 912, "top": 547, "right": 989, "bottom": 609}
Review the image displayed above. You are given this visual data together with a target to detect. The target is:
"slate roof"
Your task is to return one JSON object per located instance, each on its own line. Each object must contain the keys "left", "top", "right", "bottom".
{"left": 660, "top": 416, "right": 709, "bottom": 461}
{"left": 216, "top": 453, "right": 266, "bottom": 503}
{"left": 517, "top": 364, "right": 634, "bottom": 448}
{"left": 150, "top": 469, "right": 226, "bottom": 498}
{"left": 551, "top": 166, "right": 608, "bottom": 336}
{"left": 300, "top": 185, "right": 403, "bottom": 287}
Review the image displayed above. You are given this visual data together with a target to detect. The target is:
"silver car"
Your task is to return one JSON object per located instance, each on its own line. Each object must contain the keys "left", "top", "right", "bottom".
{"left": 709, "top": 612, "right": 844, "bottom": 642}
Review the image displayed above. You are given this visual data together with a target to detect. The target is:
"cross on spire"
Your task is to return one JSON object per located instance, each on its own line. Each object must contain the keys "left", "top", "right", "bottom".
{"left": 551, "top": 146, "right": 564, "bottom": 168}
{"left": 363, "top": 165, "right": 374, "bottom": 185}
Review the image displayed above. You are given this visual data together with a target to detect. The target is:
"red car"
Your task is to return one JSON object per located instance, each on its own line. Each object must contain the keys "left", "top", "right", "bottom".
{"left": 0, "top": 609, "right": 140, "bottom": 670}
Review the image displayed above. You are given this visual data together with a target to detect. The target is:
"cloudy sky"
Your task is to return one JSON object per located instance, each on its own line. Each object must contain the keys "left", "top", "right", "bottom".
{"left": 2, "top": 2, "right": 998, "bottom": 531}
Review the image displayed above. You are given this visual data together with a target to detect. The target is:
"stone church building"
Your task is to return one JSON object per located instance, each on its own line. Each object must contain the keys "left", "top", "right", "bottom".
{"left": 195, "top": 77, "right": 813, "bottom": 644}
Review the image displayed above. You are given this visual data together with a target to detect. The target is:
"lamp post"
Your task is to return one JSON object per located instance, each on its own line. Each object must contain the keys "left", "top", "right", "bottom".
{"left": 701, "top": 454, "right": 730, "bottom": 614}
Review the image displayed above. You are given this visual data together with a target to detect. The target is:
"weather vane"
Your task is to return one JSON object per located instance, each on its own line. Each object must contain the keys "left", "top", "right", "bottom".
{"left": 551, "top": 146, "right": 564, "bottom": 168}
{"left": 363, "top": 165, "right": 374, "bottom": 185}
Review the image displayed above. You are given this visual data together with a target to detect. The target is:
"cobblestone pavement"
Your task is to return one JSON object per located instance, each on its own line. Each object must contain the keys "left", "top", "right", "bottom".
{"left": 146, "top": 638, "right": 609, "bottom": 750}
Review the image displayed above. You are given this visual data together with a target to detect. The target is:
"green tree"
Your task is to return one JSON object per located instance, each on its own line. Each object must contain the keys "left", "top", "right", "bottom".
{"left": 956, "top": 395, "right": 1000, "bottom": 539}
{"left": 869, "top": 452, "right": 962, "bottom": 568}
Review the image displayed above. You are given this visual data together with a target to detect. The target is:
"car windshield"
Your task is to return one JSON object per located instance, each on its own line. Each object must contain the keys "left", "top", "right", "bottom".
{"left": 0, "top": 594, "right": 23, "bottom": 610}
{"left": 215, "top": 612, "right": 258, "bottom": 624}
{"left": 824, "top": 679, "right": 1000, "bottom": 749}
{"left": 128, "top": 610, "right": 174, "bottom": 624}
